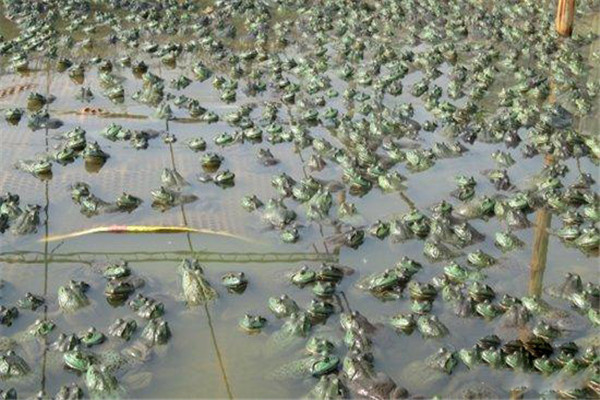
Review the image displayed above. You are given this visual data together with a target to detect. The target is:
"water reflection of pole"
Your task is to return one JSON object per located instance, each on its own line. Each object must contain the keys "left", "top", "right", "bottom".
{"left": 40, "top": 61, "right": 52, "bottom": 395}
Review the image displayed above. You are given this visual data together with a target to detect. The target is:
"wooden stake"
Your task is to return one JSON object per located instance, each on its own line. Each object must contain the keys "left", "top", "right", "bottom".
{"left": 556, "top": 0, "right": 576, "bottom": 37}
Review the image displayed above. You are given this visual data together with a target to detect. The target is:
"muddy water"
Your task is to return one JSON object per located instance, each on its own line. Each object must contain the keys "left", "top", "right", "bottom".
{"left": 1, "top": 8, "right": 599, "bottom": 400}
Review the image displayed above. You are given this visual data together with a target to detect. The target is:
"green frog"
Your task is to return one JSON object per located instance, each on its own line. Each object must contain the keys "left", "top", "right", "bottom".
{"left": 57, "top": 280, "right": 90, "bottom": 313}
{"left": 179, "top": 258, "right": 218, "bottom": 306}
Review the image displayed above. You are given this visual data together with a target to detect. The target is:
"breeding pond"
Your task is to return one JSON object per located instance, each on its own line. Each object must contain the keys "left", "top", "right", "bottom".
{"left": 0, "top": 0, "right": 599, "bottom": 398}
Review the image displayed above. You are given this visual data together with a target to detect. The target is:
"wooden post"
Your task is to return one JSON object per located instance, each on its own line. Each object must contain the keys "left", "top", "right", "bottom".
{"left": 556, "top": 0, "right": 576, "bottom": 37}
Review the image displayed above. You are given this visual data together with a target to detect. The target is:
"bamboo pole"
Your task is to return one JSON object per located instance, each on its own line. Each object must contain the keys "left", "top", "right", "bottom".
{"left": 556, "top": 0, "right": 576, "bottom": 37}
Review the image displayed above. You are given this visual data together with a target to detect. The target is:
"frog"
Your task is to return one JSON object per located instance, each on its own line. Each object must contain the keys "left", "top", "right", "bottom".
{"left": 239, "top": 315, "right": 267, "bottom": 334}
{"left": 179, "top": 258, "right": 218, "bottom": 306}
{"left": 494, "top": 230, "right": 524, "bottom": 252}
{"left": 417, "top": 315, "right": 448, "bottom": 338}
{"left": 4, "top": 108, "right": 23, "bottom": 125}
{"left": 161, "top": 168, "right": 189, "bottom": 189}
{"left": 491, "top": 150, "right": 516, "bottom": 168}
{"left": 200, "top": 153, "right": 224, "bottom": 172}
{"left": 268, "top": 351, "right": 339, "bottom": 380}
{"left": 104, "top": 280, "right": 136, "bottom": 304}
{"left": 267, "top": 312, "right": 312, "bottom": 352}
{"left": 63, "top": 346, "right": 95, "bottom": 372}
{"left": 10, "top": 205, "right": 40, "bottom": 235}
{"left": 356, "top": 269, "right": 405, "bottom": 297}
{"left": 344, "top": 354, "right": 408, "bottom": 400}
{"left": 390, "top": 313, "right": 416, "bottom": 334}
{"left": 57, "top": 280, "right": 90, "bottom": 313}
{"left": 85, "top": 365, "right": 121, "bottom": 398}
{"left": 546, "top": 273, "right": 583, "bottom": 300}
{"left": 257, "top": 148, "right": 279, "bottom": 166}
{"left": 423, "top": 240, "right": 458, "bottom": 262}
{"left": 14, "top": 159, "right": 52, "bottom": 178}
{"left": 426, "top": 347, "right": 458, "bottom": 374}
{"left": 241, "top": 195, "right": 263, "bottom": 212}
{"left": 307, "top": 374, "right": 348, "bottom": 399}
{"left": 221, "top": 272, "right": 248, "bottom": 293}
{"left": 466, "top": 250, "right": 496, "bottom": 268}
{"left": 140, "top": 319, "right": 171, "bottom": 346}
{"left": 107, "top": 318, "right": 137, "bottom": 341}
{"left": 408, "top": 281, "right": 437, "bottom": 302}
{"left": 0, "top": 350, "right": 30, "bottom": 378}
{"left": 16, "top": 293, "right": 44, "bottom": 311}
{"left": 290, "top": 266, "right": 317, "bottom": 287}
{"left": 79, "top": 327, "right": 106, "bottom": 348}
{"left": 150, "top": 186, "right": 197, "bottom": 211}
{"left": 269, "top": 295, "right": 300, "bottom": 318}
{"left": 81, "top": 141, "right": 110, "bottom": 163}
{"left": 186, "top": 138, "right": 207, "bottom": 152}
{"left": 0, "top": 307, "right": 18, "bottom": 327}
{"left": 261, "top": 198, "right": 296, "bottom": 229}
{"left": 50, "top": 334, "right": 80, "bottom": 353}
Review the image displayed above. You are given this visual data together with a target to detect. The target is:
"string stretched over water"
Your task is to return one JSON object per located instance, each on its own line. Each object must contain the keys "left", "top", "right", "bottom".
{"left": 41, "top": 225, "right": 257, "bottom": 243}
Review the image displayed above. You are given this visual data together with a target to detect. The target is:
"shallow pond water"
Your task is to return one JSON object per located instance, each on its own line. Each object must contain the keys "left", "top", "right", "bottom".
{"left": 1, "top": 1, "right": 599, "bottom": 399}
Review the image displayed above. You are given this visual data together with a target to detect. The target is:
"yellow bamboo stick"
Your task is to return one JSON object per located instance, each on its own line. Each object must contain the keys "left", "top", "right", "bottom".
{"left": 41, "top": 225, "right": 257, "bottom": 243}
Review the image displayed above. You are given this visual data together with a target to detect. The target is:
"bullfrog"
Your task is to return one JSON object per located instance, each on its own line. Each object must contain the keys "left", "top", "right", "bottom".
{"left": 221, "top": 272, "right": 247, "bottom": 293}
{"left": 417, "top": 315, "right": 448, "bottom": 338}
{"left": 547, "top": 273, "right": 583, "bottom": 300}
{"left": 10, "top": 205, "right": 40, "bottom": 235}
{"left": 290, "top": 266, "right": 317, "bottom": 286}
{"left": 58, "top": 280, "right": 90, "bottom": 313}
{"left": 261, "top": 198, "right": 296, "bottom": 229}
{"left": 356, "top": 268, "right": 405, "bottom": 297}
{"left": 129, "top": 295, "right": 164, "bottom": 320}
{"left": 269, "top": 295, "right": 300, "bottom": 318}
{"left": 63, "top": 346, "right": 95, "bottom": 372}
{"left": 5, "top": 108, "right": 23, "bottom": 125}
{"left": 268, "top": 351, "right": 339, "bottom": 380}
{"left": 79, "top": 327, "right": 105, "bottom": 348}
{"left": 200, "top": 153, "right": 223, "bottom": 172}
{"left": 467, "top": 250, "right": 496, "bottom": 268}
{"left": 179, "top": 258, "right": 218, "bottom": 305}
{"left": 494, "top": 230, "right": 524, "bottom": 252}
{"left": 52, "top": 145, "right": 78, "bottom": 165}
{"left": 423, "top": 240, "right": 457, "bottom": 262}
{"left": 343, "top": 354, "right": 408, "bottom": 400}
{"left": 161, "top": 168, "right": 189, "bottom": 188}
{"left": 186, "top": 138, "right": 207, "bottom": 152}
{"left": 0, "top": 307, "right": 18, "bottom": 326}
{"left": 85, "top": 365, "right": 121, "bottom": 398}
{"left": 16, "top": 293, "right": 44, "bottom": 311}
{"left": 15, "top": 159, "right": 52, "bottom": 178}
{"left": 390, "top": 313, "right": 416, "bottom": 334}
{"left": 307, "top": 374, "right": 348, "bottom": 399}
{"left": 108, "top": 318, "right": 137, "bottom": 341}
{"left": 140, "top": 319, "right": 171, "bottom": 346}
{"left": 115, "top": 193, "right": 142, "bottom": 211}
{"left": 241, "top": 195, "right": 263, "bottom": 212}
{"left": 199, "top": 170, "right": 235, "bottom": 188}
{"left": 50, "top": 334, "right": 80, "bottom": 352}
{"left": 54, "top": 383, "right": 83, "bottom": 400}
{"left": 239, "top": 315, "right": 267, "bottom": 333}
{"left": 267, "top": 312, "right": 312, "bottom": 351}
{"left": 426, "top": 347, "right": 458, "bottom": 374}
{"left": 82, "top": 141, "right": 110, "bottom": 163}
{"left": 104, "top": 280, "right": 135, "bottom": 304}
{"left": 257, "top": 148, "right": 278, "bottom": 166}
{"left": 340, "top": 312, "right": 377, "bottom": 336}
{"left": 150, "top": 186, "right": 197, "bottom": 211}
{"left": 0, "top": 351, "right": 30, "bottom": 378}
